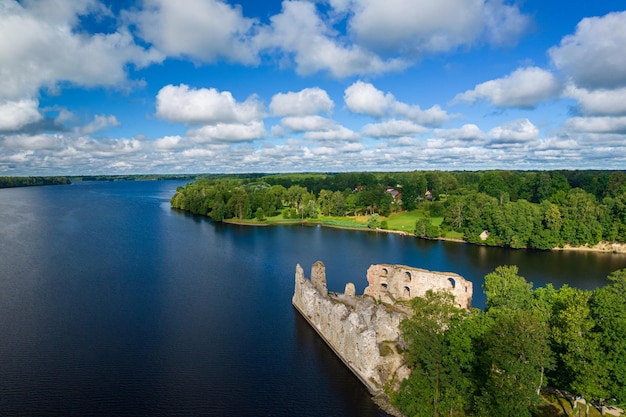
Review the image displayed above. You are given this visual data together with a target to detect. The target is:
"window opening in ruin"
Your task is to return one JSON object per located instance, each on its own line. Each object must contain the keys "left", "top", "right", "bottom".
{"left": 381, "top": 283, "right": 388, "bottom": 291}
{"left": 448, "top": 277, "right": 456, "bottom": 289}
{"left": 404, "top": 271, "right": 412, "bottom": 282}
{"left": 382, "top": 267, "right": 389, "bottom": 276}
{"left": 403, "top": 286, "right": 410, "bottom": 298}
{"left": 465, "top": 285, "right": 468, "bottom": 293}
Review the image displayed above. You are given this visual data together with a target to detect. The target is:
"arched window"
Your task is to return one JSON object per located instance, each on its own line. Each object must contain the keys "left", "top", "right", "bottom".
{"left": 448, "top": 277, "right": 456, "bottom": 289}
{"left": 381, "top": 283, "right": 388, "bottom": 291}
{"left": 381, "top": 267, "right": 389, "bottom": 276}
{"left": 403, "top": 286, "right": 411, "bottom": 298}
{"left": 405, "top": 271, "right": 412, "bottom": 282}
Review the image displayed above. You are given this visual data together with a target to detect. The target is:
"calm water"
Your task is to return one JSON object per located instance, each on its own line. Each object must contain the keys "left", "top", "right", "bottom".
{"left": 1, "top": 180, "right": 625, "bottom": 417}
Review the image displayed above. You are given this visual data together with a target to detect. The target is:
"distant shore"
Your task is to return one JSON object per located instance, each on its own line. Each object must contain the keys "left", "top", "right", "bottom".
{"left": 223, "top": 218, "right": 626, "bottom": 254}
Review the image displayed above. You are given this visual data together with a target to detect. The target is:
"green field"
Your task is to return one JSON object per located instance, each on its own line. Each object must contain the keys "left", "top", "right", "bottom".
{"left": 227, "top": 208, "right": 465, "bottom": 240}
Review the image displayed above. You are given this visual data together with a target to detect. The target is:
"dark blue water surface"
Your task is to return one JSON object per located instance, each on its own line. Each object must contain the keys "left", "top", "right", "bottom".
{"left": 1, "top": 180, "right": 625, "bottom": 417}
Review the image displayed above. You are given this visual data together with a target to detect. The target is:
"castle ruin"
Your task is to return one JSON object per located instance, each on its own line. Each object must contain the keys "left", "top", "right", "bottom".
{"left": 292, "top": 261, "right": 473, "bottom": 395}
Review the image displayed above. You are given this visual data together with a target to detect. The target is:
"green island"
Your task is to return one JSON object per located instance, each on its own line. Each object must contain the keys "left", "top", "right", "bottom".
{"left": 170, "top": 170, "right": 626, "bottom": 252}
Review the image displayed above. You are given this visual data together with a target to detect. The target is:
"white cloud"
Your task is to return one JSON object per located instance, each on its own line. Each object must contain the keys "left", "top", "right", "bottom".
{"left": 132, "top": 0, "right": 257, "bottom": 64}
{"left": 281, "top": 115, "right": 338, "bottom": 132}
{"left": 344, "top": 81, "right": 394, "bottom": 117}
{"left": 433, "top": 124, "right": 487, "bottom": 141}
{"left": 565, "top": 117, "right": 626, "bottom": 134}
{"left": 454, "top": 67, "right": 561, "bottom": 108}
{"left": 254, "top": 1, "right": 406, "bottom": 78}
{"left": 549, "top": 11, "right": 626, "bottom": 89}
{"left": 303, "top": 126, "right": 360, "bottom": 142}
{"left": 565, "top": 85, "right": 626, "bottom": 116}
{"left": 270, "top": 87, "right": 334, "bottom": 116}
{"left": 0, "top": 1, "right": 162, "bottom": 101}
{"left": 362, "top": 119, "right": 429, "bottom": 138}
{"left": 0, "top": 99, "right": 42, "bottom": 131}
{"left": 79, "top": 115, "right": 120, "bottom": 135}
{"left": 188, "top": 121, "right": 266, "bottom": 143}
{"left": 153, "top": 135, "right": 186, "bottom": 150}
{"left": 392, "top": 102, "right": 449, "bottom": 126}
{"left": 344, "top": 81, "right": 449, "bottom": 126}
{"left": 343, "top": 0, "right": 530, "bottom": 54}
{"left": 488, "top": 119, "right": 539, "bottom": 143}
{"left": 3, "top": 133, "right": 61, "bottom": 150}
{"left": 156, "top": 84, "right": 264, "bottom": 125}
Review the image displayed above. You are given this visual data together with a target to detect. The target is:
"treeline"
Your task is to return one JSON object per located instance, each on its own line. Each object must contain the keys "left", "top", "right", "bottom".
{"left": 170, "top": 176, "right": 397, "bottom": 221}
{"left": 0, "top": 176, "right": 71, "bottom": 188}
{"left": 170, "top": 170, "right": 626, "bottom": 249}
{"left": 68, "top": 174, "right": 198, "bottom": 181}
{"left": 394, "top": 266, "right": 626, "bottom": 417}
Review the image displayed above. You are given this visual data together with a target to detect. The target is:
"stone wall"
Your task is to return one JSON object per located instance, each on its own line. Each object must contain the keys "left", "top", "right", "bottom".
{"left": 364, "top": 264, "right": 473, "bottom": 310}
{"left": 292, "top": 261, "right": 473, "bottom": 394}
{"left": 292, "top": 262, "right": 410, "bottom": 393}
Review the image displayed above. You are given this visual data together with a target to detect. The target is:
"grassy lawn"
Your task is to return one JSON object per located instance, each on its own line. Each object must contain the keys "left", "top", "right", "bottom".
{"left": 226, "top": 209, "right": 467, "bottom": 241}
{"left": 385, "top": 209, "right": 444, "bottom": 231}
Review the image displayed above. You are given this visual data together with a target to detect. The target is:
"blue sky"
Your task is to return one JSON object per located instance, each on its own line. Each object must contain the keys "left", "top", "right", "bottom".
{"left": 1, "top": 0, "right": 626, "bottom": 175}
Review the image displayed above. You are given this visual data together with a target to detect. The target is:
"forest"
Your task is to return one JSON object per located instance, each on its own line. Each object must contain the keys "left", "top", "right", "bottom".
{"left": 0, "top": 176, "right": 71, "bottom": 188}
{"left": 393, "top": 266, "right": 626, "bottom": 417}
{"left": 170, "top": 170, "right": 626, "bottom": 250}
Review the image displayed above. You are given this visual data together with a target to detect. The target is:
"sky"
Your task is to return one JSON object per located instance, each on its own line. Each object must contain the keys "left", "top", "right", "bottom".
{"left": 1, "top": 0, "right": 626, "bottom": 175}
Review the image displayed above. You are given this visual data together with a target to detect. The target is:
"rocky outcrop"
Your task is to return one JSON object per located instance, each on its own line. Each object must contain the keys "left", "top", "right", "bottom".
{"left": 292, "top": 261, "right": 473, "bottom": 395}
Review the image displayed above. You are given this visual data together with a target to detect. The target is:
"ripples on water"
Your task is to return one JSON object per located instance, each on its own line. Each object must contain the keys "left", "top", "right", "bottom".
{"left": 0, "top": 181, "right": 624, "bottom": 417}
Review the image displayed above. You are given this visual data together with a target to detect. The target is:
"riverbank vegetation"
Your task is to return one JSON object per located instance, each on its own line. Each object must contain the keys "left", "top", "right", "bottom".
{"left": 170, "top": 170, "right": 626, "bottom": 250}
{"left": 0, "top": 176, "right": 71, "bottom": 188}
{"left": 394, "top": 266, "right": 626, "bottom": 417}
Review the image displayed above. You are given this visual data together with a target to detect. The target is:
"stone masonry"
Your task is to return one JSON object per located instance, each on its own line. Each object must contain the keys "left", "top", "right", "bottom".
{"left": 292, "top": 261, "right": 473, "bottom": 394}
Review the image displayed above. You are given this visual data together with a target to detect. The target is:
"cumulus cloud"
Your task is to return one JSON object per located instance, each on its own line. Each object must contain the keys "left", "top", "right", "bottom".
{"left": 78, "top": 115, "right": 120, "bottom": 135}
{"left": 153, "top": 135, "right": 187, "bottom": 151}
{"left": 565, "top": 117, "right": 626, "bottom": 134}
{"left": 344, "top": 81, "right": 449, "bottom": 126}
{"left": 433, "top": 124, "right": 487, "bottom": 141}
{"left": 342, "top": 0, "right": 530, "bottom": 54}
{"left": 156, "top": 84, "right": 264, "bottom": 125}
{"left": 187, "top": 121, "right": 266, "bottom": 143}
{"left": 303, "top": 126, "right": 360, "bottom": 142}
{"left": 549, "top": 11, "right": 626, "bottom": 90}
{"left": 362, "top": 119, "right": 429, "bottom": 138}
{"left": 0, "top": 99, "right": 42, "bottom": 131}
{"left": 488, "top": 119, "right": 539, "bottom": 143}
{"left": 565, "top": 85, "right": 626, "bottom": 116}
{"left": 270, "top": 87, "right": 334, "bottom": 116}
{"left": 344, "top": 81, "right": 395, "bottom": 117}
{"left": 0, "top": 0, "right": 162, "bottom": 101}
{"left": 281, "top": 115, "right": 338, "bottom": 132}
{"left": 454, "top": 67, "right": 561, "bottom": 108}
{"left": 254, "top": 1, "right": 407, "bottom": 77}
{"left": 132, "top": 0, "right": 257, "bottom": 64}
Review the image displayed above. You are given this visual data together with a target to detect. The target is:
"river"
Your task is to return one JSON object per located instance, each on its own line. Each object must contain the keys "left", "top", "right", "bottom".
{"left": 1, "top": 180, "right": 624, "bottom": 417}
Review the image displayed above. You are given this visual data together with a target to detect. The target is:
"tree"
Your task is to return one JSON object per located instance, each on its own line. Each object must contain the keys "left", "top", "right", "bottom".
{"left": 227, "top": 187, "right": 251, "bottom": 219}
{"left": 317, "top": 189, "right": 333, "bottom": 216}
{"left": 549, "top": 285, "right": 609, "bottom": 408}
{"left": 483, "top": 265, "right": 534, "bottom": 312}
{"left": 395, "top": 291, "right": 474, "bottom": 417}
{"left": 330, "top": 191, "right": 345, "bottom": 216}
{"left": 474, "top": 309, "right": 551, "bottom": 417}
{"left": 590, "top": 269, "right": 626, "bottom": 404}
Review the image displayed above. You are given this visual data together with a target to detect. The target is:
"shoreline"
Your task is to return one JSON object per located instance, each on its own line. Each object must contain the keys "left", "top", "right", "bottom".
{"left": 224, "top": 218, "right": 626, "bottom": 254}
